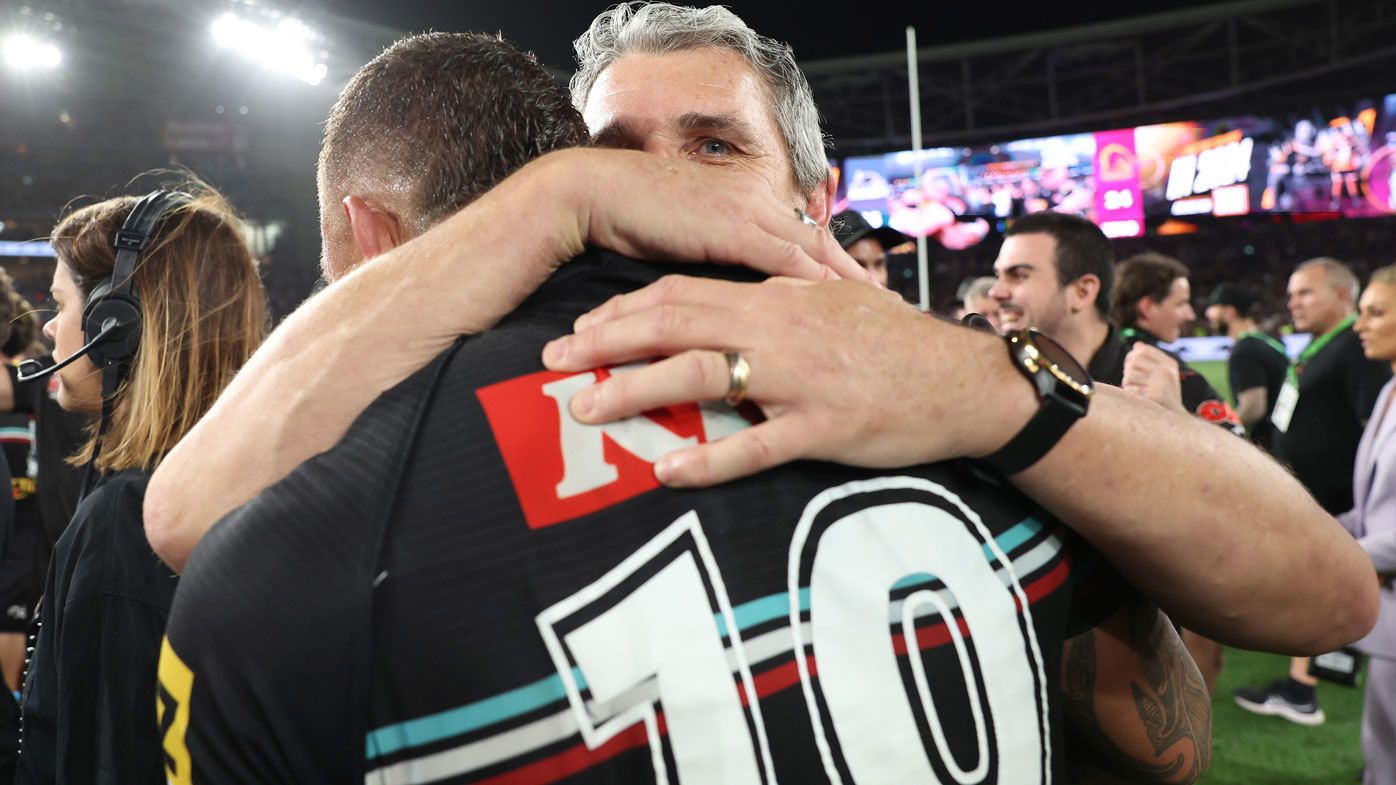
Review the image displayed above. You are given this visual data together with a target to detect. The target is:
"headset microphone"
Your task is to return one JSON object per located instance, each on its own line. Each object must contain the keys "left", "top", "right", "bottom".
{"left": 34, "top": 189, "right": 190, "bottom": 499}
{"left": 16, "top": 318, "right": 122, "bottom": 383}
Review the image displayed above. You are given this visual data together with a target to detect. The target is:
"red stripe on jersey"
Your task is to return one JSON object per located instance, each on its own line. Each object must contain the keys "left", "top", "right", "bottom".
{"left": 890, "top": 557, "right": 1071, "bottom": 656}
{"left": 468, "top": 719, "right": 656, "bottom": 785}
{"left": 740, "top": 654, "right": 818, "bottom": 707}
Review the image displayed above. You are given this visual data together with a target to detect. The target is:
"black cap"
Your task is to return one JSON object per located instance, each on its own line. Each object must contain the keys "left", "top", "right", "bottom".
{"left": 830, "top": 210, "right": 912, "bottom": 251}
{"left": 1208, "top": 283, "right": 1255, "bottom": 314}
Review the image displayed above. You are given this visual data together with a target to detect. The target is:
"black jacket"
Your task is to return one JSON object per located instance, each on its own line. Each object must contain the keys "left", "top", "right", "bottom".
{"left": 17, "top": 471, "right": 175, "bottom": 785}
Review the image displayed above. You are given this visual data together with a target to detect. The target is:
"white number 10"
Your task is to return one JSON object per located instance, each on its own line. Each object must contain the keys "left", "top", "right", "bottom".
{"left": 536, "top": 477, "right": 1050, "bottom": 785}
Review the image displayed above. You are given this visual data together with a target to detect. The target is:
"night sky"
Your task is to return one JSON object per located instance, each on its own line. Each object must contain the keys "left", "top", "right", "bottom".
{"left": 321, "top": 0, "right": 1237, "bottom": 71}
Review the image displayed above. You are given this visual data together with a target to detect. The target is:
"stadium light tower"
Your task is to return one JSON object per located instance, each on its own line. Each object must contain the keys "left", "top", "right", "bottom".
{"left": 2, "top": 34, "right": 62, "bottom": 71}
{"left": 210, "top": 11, "right": 328, "bottom": 86}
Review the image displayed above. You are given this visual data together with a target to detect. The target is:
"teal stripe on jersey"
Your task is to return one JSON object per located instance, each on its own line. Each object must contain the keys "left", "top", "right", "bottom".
{"left": 983, "top": 516, "right": 1042, "bottom": 564}
{"left": 887, "top": 517, "right": 1044, "bottom": 594}
{"left": 364, "top": 515, "right": 1048, "bottom": 761}
{"left": 715, "top": 587, "right": 811, "bottom": 639}
{"left": 366, "top": 667, "right": 589, "bottom": 759}
{"left": 720, "top": 517, "right": 1043, "bottom": 635}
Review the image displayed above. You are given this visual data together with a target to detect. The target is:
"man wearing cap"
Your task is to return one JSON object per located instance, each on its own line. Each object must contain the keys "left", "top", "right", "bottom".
{"left": 1206, "top": 283, "right": 1288, "bottom": 451}
{"left": 829, "top": 210, "right": 908, "bottom": 288}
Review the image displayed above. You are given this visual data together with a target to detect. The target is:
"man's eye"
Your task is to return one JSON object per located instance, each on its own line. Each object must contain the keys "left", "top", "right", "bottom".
{"left": 700, "top": 139, "right": 731, "bottom": 156}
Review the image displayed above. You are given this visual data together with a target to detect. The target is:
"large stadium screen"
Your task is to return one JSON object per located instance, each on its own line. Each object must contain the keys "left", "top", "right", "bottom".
{"left": 1136, "top": 97, "right": 1396, "bottom": 220}
{"left": 835, "top": 93, "right": 1396, "bottom": 248}
{"left": 1135, "top": 117, "right": 1273, "bottom": 220}
{"left": 839, "top": 133, "right": 1096, "bottom": 249}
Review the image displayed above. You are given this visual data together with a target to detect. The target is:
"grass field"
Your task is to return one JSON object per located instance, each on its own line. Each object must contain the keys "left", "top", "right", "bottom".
{"left": 1165, "top": 364, "right": 1366, "bottom": 781}
{"left": 1202, "top": 648, "right": 1366, "bottom": 784}
{"left": 1138, "top": 359, "right": 1365, "bottom": 779}
{"left": 1191, "top": 359, "right": 1232, "bottom": 404}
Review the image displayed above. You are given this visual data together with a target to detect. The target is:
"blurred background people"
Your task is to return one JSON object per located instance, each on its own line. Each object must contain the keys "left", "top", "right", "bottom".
{"left": 1234, "top": 258, "right": 1392, "bottom": 726}
{"left": 830, "top": 209, "right": 908, "bottom": 288}
{"left": 955, "top": 274, "right": 1002, "bottom": 331}
{"left": 1206, "top": 283, "right": 1289, "bottom": 451}
{"left": 989, "top": 212, "right": 1116, "bottom": 370}
{"left": 1110, "top": 252, "right": 1241, "bottom": 431}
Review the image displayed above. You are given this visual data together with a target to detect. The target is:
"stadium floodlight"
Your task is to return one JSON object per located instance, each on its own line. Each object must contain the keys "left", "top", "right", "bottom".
{"left": 2, "top": 34, "right": 62, "bottom": 71}
{"left": 210, "top": 12, "right": 327, "bottom": 86}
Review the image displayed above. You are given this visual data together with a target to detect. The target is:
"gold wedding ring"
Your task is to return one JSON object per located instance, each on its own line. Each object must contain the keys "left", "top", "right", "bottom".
{"left": 724, "top": 352, "right": 751, "bottom": 406}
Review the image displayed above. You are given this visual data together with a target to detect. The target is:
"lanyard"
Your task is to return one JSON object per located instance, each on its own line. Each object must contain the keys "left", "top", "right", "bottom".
{"left": 1119, "top": 327, "right": 1154, "bottom": 344}
{"left": 1287, "top": 314, "right": 1356, "bottom": 386}
{"left": 1238, "top": 331, "right": 1288, "bottom": 358}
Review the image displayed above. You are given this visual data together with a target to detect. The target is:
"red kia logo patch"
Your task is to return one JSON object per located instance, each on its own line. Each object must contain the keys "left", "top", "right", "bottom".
{"left": 476, "top": 365, "right": 751, "bottom": 529}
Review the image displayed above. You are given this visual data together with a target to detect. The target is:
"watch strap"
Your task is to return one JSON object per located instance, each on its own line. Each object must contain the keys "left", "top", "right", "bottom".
{"left": 977, "top": 395, "right": 1082, "bottom": 476}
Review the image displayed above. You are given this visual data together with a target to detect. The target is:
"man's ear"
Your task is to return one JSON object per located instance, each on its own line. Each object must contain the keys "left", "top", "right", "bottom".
{"left": 804, "top": 175, "right": 837, "bottom": 227}
{"left": 1071, "top": 273, "right": 1102, "bottom": 314}
{"left": 343, "top": 195, "right": 405, "bottom": 261}
{"left": 1135, "top": 295, "right": 1158, "bottom": 325}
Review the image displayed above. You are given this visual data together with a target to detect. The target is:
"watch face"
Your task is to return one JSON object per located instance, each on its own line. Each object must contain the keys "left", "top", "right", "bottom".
{"left": 1029, "top": 331, "right": 1092, "bottom": 394}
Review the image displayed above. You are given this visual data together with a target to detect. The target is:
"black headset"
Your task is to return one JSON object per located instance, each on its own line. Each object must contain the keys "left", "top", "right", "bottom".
{"left": 19, "top": 189, "right": 191, "bottom": 382}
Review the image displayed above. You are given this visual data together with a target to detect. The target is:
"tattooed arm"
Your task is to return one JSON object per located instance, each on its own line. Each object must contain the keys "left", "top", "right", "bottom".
{"left": 1061, "top": 598, "right": 1212, "bottom": 784}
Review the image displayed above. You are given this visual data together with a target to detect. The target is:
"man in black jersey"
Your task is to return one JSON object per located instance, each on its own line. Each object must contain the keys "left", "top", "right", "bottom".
{"left": 159, "top": 29, "right": 1211, "bottom": 785}
{"left": 1234, "top": 258, "right": 1392, "bottom": 725}
{"left": 1109, "top": 252, "right": 1243, "bottom": 436}
{"left": 1205, "top": 284, "right": 1288, "bottom": 451}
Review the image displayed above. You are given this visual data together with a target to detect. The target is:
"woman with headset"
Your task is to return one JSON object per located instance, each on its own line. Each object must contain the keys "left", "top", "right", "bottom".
{"left": 15, "top": 186, "right": 267, "bottom": 784}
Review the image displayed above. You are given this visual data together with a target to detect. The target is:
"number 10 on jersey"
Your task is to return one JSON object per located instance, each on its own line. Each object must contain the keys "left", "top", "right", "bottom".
{"left": 535, "top": 477, "right": 1052, "bottom": 785}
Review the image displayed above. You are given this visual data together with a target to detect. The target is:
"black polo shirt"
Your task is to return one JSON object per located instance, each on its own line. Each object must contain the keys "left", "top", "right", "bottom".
{"left": 1086, "top": 324, "right": 1129, "bottom": 386}
{"left": 1227, "top": 334, "right": 1288, "bottom": 451}
{"left": 160, "top": 252, "right": 1128, "bottom": 785}
{"left": 1088, "top": 325, "right": 1243, "bottom": 434}
{"left": 1271, "top": 327, "right": 1391, "bottom": 514}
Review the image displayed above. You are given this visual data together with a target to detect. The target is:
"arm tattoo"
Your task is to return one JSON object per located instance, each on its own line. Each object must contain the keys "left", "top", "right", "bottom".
{"left": 1061, "top": 604, "right": 1212, "bottom": 784}
{"left": 1132, "top": 618, "right": 1213, "bottom": 764}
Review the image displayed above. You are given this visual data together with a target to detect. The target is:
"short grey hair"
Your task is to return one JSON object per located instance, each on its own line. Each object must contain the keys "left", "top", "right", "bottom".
{"left": 571, "top": 2, "right": 829, "bottom": 195}
{"left": 1298, "top": 257, "right": 1361, "bottom": 302}
{"left": 960, "top": 275, "right": 996, "bottom": 303}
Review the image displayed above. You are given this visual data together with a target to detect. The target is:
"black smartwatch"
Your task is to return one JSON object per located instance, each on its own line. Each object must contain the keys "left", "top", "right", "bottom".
{"left": 978, "top": 329, "right": 1093, "bottom": 476}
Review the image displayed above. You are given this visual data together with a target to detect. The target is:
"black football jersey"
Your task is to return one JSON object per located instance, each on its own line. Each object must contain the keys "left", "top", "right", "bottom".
{"left": 161, "top": 253, "right": 1122, "bottom": 785}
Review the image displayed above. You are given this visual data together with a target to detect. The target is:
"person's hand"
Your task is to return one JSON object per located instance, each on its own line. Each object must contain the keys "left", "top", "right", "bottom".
{"left": 528, "top": 148, "right": 872, "bottom": 284}
{"left": 541, "top": 275, "right": 1033, "bottom": 487}
{"left": 1122, "top": 343, "right": 1185, "bottom": 412}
